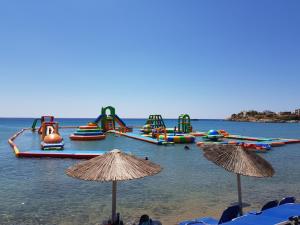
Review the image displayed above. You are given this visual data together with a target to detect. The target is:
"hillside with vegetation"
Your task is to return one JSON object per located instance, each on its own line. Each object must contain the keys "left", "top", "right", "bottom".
{"left": 229, "top": 110, "right": 300, "bottom": 123}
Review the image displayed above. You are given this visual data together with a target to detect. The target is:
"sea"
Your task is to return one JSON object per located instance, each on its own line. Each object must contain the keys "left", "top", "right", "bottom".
{"left": 1, "top": 118, "right": 300, "bottom": 225}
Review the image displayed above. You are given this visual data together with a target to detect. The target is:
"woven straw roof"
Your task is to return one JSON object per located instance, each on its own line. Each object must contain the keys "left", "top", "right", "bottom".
{"left": 66, "top": 149, "right": 162, "bottom": 181}
{"left": 200, "top": 144, "right": 274, "bottom": 177}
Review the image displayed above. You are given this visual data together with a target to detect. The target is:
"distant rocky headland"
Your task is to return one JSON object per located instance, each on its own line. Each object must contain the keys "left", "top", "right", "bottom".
{"left": 228, "top": 109, "right": 300, "bottom": 123}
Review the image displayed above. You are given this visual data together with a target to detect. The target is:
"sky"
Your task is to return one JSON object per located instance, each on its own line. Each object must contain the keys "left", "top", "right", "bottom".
{"left": 0, "top": 0, "right": 299, "bottom": 119}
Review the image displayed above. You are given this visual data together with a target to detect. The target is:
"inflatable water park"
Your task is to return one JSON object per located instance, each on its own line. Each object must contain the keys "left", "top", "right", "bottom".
{"left": 8, "top": 106, "right": 300, "bottom": 159}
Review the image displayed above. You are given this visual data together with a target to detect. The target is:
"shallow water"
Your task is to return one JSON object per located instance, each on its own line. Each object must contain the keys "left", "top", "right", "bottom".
{"left": 1, "top": 118, "right": 300, "bottom": 225}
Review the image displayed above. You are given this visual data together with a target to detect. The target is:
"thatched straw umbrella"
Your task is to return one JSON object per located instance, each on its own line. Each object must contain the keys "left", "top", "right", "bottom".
{"left": 200, "top": 144, "right": 274, "bottom": 215}
{"left": 66, "top": 149, "right": 162, "bottom": 223}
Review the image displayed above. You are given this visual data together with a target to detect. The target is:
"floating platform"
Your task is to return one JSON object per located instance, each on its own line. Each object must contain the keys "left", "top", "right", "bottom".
{"left": 225, "top": 136, "right": 300, "bottom": 146}
{"left": 196, "top": 141, "right": 269, "bottom": 153}
{"left": 190, "top": 132, "right": 206, "bottom": 137}
{"left": 76, "top": 129, "right": 103, "bottom": 132}
{"left": 278, "top": 139, "right": 300, "bottom": 144}
{"left": 79, "top": 125, "right": 99, "bottom": 129}
{"left": 41, "top": 141, "right": 64, "bottom": 150}
{"left": 70, "top": 123, "right": 105, "bottom": 141}
{"left": 72, "top": 132, "right": 104, "bottom": 136}
{"left": 112, "top": 131, "right": 166, "bottom": 145}
{"left": 226, "top": 134, "right": 274, "bottom": 142}
{"left": 69, "top": 134, "right": 106, "bottom": 141}
{"left": 8, "top": 128, "right": 108, "bottom": 159}
{"left": 193, "top": 129, "right": 300, "bottom": 153}
{"left": 196, "top": 133, "right": 300, "bottom": 152}
{"left": 15, "top": 149, "right": 108, "bottom": 159}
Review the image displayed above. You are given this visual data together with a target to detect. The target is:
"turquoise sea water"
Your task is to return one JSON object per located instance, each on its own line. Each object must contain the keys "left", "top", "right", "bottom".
{"left": 1, "top": 118, "right": 300, "bottom": 225}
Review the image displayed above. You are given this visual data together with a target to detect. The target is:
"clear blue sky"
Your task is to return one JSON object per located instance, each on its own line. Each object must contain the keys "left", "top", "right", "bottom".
{"left": 0, "top": 0, "right": 299, "bottom": 119}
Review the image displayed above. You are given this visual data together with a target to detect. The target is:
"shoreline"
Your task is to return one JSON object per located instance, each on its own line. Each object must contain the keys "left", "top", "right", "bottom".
{"left": 227, "top": 119, "right": 300, "bottom": 123}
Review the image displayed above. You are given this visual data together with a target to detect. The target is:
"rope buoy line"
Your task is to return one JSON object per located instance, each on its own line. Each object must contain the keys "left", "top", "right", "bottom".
{"left": 8, "top": 128, "right": 29, "bottom": 156}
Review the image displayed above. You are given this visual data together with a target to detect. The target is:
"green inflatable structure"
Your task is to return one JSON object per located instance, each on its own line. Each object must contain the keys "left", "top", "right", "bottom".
{"left": 94, "top": 106, "right": 129, "bottom": 132}
{"left": 177, "top": 114, "right": 192, "bottom": 133}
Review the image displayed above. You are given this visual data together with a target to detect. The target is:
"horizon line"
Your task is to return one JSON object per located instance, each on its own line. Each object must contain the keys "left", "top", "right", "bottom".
{"left": 0, "top": 116, "right": 225, "bottom": 120}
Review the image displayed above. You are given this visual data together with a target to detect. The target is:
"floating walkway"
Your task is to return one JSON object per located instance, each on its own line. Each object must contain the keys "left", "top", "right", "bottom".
{"left": 8, "top": 128, "right": 108, "bottom": 159}
{"left": 226, "top": 135, "right": 274, "bottom": 142}
{"left": 14, "top": 149, "right": 108, "bottom": 159}
{"left": 196, "top": 133, "right": 300, "bottom": 153}
{"left": 112, "top": 131, "right": 166, "bottom": 145}
{"left": 113, "top": 130, "right": 300, "bottom": 148}
{"left": 196, "top": 141, "right": 270, "bottom": 153}
{"left": 190, "top": 132, "right": 206, "bottom": 137}
{"left": 212, "top": 134, "right": 300, "bottom": 144}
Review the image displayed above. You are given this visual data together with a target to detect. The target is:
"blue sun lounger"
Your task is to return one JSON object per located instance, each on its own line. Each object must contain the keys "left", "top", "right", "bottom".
{"left": 223, "top": 203, "right": 300, "bottom": 225}
{"left": 179, "top": 202, "right": 300, "bottom": 225}
{"left": 179, "top": 205, "right": 240, "bottom": 225}
{"left": 222, "top": 215, "right": 287, "bottom": 225}
{"left": 279, "top": 196, "right": 296, "bottom": 205}
{"left": 260, "top": 203, "right": 300, "bottom": 219}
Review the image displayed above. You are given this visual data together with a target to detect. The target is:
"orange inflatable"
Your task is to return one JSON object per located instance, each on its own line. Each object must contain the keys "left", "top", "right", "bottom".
{"left": 218, "top": 130, "right": 229, "bottom": 137}
{"left": 44, "top": 133, "right": 63, "bottom": 144}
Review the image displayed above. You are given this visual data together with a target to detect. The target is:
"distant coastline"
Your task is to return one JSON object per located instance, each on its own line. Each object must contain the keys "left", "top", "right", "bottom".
{"left": 228, "top": 110, "right": 300, "bottom": 123}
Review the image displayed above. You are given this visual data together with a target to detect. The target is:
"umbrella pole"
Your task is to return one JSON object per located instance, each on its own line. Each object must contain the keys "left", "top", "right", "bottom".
{"left": 237, "top": 174, "right": 243, "bottom": 215}
{"left": 112, "top": 180, "right": 117, "bottom": 223}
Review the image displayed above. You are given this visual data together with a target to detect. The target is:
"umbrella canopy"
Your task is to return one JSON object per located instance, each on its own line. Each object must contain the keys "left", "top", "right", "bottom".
{"left": 201, "top": 144, "right": 274, "bottom": 177}
{"left": 66, "top": 149, "right": 162, "bottom": 181}
{"left": 65, "top": 149, "right": 162, "bottom": 223}
{"left": 200, "top": 144, "right": 274, "bottom": 215}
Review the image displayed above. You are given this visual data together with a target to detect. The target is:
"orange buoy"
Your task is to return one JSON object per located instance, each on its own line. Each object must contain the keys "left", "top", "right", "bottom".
{"left": 44, "top": 133, "right": 63, "bottom": 144}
